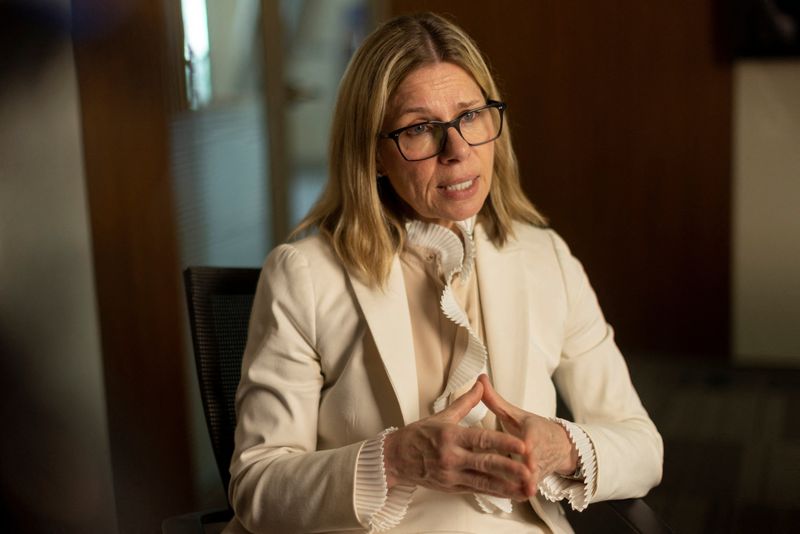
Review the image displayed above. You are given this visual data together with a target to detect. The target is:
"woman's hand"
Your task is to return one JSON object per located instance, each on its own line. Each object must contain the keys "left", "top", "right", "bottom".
{"left": 477, "top": 375, "right": 579, "bottom": 496}
{"left": 382, "top": 381, "right": 534, "bottom": 501}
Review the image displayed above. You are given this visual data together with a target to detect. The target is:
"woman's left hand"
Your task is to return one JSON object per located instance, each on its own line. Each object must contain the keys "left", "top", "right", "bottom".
{"left": 477, "top": 374, "right": 579, "bottom": 495}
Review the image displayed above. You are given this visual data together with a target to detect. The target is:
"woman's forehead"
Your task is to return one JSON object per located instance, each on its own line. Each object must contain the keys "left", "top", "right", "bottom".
{"left": 387, "top": 62, "right": 483, "bottom": 120}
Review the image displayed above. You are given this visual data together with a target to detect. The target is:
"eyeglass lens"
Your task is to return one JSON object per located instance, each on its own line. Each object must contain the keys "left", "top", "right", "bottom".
{"left": 398, "top": 106, "right": 502, "bottom": 161}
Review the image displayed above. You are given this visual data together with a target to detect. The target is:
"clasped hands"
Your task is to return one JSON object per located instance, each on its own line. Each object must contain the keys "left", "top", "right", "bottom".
{"left": 382, "top": 375, "right": 579, "bottom": 501}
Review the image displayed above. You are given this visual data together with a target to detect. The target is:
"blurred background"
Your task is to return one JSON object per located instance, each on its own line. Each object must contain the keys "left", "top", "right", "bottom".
{"left": 0, "top": 0, "right": 798, "bottom": 532}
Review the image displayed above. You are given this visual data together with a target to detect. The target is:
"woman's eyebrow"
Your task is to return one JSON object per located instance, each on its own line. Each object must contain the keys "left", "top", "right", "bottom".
{"left": 396, "top": 99, "right": 483, "bottom": 120}
{"left": 457, "top": 99, "right": 482, "bottom": 110}
{"left": 397, "top": 106, "right": 430, "bottom": 116}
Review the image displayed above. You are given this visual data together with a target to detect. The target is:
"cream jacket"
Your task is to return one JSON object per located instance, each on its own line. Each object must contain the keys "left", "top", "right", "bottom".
{"left": 225, "top": 222, "right": 663, "bottom": 533}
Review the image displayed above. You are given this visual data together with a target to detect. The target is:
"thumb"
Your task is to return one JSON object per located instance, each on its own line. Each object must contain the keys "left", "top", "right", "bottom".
{"left": 439, "top": 380, "right": 484, "bottom": 422}
{"left": 478, "top": 374, "right": 517, "bottom": 422}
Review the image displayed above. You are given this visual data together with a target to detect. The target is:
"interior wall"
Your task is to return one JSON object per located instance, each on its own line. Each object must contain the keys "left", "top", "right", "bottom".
{"left": 0, "top": 27, "right": 118, "bottom": 534}
{"left": 733, "top": 60, "right": 800, "bottom": 365}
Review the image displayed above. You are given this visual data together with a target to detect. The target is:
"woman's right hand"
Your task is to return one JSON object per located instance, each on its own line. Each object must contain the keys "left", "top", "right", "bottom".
{"left": 381, "top": 381, "right": 534, "bottom": 501}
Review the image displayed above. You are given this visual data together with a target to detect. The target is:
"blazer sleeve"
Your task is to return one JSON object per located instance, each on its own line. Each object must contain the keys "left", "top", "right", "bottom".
{"left": 228, "top": 244, "right": 366, "bottom": 533}
{"left": 548, "top": 230, "right": 664, "bottom": 503}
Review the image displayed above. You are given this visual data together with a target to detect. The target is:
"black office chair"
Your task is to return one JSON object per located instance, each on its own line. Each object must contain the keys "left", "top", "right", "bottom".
{"left": 162, "top": 267, "right": 260, "bottom": 534}
{"left": 164, "top": 266, "right": 672, "bottom": 534}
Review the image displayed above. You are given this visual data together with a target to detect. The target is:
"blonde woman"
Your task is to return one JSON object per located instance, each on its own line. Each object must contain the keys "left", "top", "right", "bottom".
{"left": 225, "top": 12, "right": 662, "bottom": 534}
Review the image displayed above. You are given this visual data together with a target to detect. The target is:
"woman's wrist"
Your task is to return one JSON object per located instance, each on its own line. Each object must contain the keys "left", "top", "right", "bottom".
{"left": 554, "top": 422, "right": 581, "bottom": 476}
{"left": 382, "top": 429, "right": 400, "bottom": 489}
{"left": 559, "top": 448, "right": 583, "bottom": 479}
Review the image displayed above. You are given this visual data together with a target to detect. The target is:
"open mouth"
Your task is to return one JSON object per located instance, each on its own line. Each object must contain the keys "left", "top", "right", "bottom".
{"left": 440, "top": 177, "right": 476, "bottom": 192}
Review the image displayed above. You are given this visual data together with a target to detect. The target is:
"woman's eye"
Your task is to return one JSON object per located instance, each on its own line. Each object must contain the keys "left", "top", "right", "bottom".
{"left": 405, "top": 123, "right": 432, "bottom": 136}
{"left": 462, "top": 110, "right": 479, "bottom": 123}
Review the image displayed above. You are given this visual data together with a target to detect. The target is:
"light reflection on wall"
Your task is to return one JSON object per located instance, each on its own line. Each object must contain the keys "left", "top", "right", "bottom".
{"left": 181, "top": 0, "right": 212, "bottom": 109}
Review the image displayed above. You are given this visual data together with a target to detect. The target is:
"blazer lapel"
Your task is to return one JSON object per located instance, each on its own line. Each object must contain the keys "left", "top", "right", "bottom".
{"left": 474, "top": 225, "right": 529, "bottom": 409}
{"left": 348, "top": 256, "right": 420, "bottom": 425}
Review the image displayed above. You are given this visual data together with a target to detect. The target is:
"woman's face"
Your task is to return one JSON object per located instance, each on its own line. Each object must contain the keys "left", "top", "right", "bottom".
{"left": 377, "top": 62, "right": 494, "bottom": 229}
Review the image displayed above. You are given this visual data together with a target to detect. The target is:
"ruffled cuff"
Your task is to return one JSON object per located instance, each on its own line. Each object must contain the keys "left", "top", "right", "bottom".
{"left": 537, "top": 418, "right": 597, "bottom": 512}
{"left": 354, "top": 427, "right": 416, "bottom": 532}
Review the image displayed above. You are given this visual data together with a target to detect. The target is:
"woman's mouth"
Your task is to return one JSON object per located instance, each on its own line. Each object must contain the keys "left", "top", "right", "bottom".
{"left": 440, "top": 177, "right": 477, "bottom": 191}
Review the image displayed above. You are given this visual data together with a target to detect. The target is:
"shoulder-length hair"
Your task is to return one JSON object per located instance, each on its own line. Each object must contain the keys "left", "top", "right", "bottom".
{"left": 293, "top": 12, "right": 546, "bottom": 287}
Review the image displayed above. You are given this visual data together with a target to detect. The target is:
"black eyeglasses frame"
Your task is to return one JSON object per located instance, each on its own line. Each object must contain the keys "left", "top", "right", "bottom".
{"left": 378, "top": 100, "right": 507, "bottom": 162}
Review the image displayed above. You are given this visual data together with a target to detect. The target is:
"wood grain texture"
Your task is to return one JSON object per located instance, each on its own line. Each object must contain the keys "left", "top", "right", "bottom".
{"left": 72, "top": 0, "right": 194, "bottom": 530}
{"left": 390, "top": 1, "right": 732, "bottom": 356}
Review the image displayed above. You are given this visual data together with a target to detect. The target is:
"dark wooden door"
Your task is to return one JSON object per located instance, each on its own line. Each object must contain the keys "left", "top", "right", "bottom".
{"left": 73, "top": 0, "right": 194, "bottom": 531}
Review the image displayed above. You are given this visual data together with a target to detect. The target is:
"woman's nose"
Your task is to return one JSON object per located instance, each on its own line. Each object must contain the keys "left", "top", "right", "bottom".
{"left": 438, "top": 125, "right": 471, "bottom": 162}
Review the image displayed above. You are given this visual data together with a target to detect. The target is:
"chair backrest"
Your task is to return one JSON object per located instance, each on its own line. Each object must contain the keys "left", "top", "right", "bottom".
{"left": 183, "top": 266, "right": 261, "bottom": 498}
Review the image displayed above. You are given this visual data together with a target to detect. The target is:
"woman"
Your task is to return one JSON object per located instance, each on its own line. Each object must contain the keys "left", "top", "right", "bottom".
{"left": 225, "top": 12, "right": 662, "bottom": 534}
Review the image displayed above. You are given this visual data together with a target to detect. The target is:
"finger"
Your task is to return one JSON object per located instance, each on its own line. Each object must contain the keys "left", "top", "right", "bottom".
{"left": 462, "top": 449, "right": 532, "bottom": 482}
{"left": 478, "top": 374, "right": 518, "bottom": 422}
{"left": 525, "top": 476, "right": 537, "bottom": 498}
{"left": 456, "top": 426, "right": 526, "bottom": 456}
{"left": 439, "top": 380, "right": 484, "bottom": 422}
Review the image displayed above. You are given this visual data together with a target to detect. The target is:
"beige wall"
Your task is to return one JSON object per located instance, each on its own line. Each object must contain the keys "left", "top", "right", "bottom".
{"left": 0, "top": 38, "right": 118, "bottom": 532}
{"left": 733, "top": 60, "right": 800, "bottom": 365}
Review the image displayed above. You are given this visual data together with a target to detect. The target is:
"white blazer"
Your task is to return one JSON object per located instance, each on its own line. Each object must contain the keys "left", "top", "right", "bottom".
{"left": 225, "top": 222, "right": 663, "bottom": 534}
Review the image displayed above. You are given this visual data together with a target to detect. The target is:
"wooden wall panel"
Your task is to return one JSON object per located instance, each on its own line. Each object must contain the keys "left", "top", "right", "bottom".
{"left": 72, "top": 0, "right": 193, "bottom": 531}
{"left": 390, "top": 1, "right": 732, "bottom": 357}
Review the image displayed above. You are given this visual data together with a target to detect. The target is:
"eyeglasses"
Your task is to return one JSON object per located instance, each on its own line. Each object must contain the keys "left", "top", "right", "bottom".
{"left": 379, "top": 100, "right": 506, "bottom": 162}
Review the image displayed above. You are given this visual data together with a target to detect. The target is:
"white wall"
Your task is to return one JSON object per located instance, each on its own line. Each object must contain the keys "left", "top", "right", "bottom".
{"left": 733, "top": 60, "right": 800, "bottom": 365}
{"left": 0, "top": 36, "right": 118, "bottom": 533}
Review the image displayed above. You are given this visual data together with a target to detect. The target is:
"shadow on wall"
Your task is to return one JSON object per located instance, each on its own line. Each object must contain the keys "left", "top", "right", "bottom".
{"left": 0, "top": 2, "right": 64, "bottom": 87}
{"left": 0, "top": 0, "right": 133, "bottom": 94}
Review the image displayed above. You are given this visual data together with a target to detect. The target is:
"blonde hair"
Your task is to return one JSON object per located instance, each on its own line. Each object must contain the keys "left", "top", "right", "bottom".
{"left": 293, "top": 12, "right": 546, "bottom": 287}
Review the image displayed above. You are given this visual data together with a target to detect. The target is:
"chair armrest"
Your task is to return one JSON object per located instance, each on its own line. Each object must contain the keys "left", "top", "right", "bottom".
{"left": 565, "top": 498, "right": 672, "bottom": 533}
{"left": 606, "top": 499, "right": 673, "bottom": 534}
{"left": 162, "top": 507, "right": 233, "bottom": 534}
